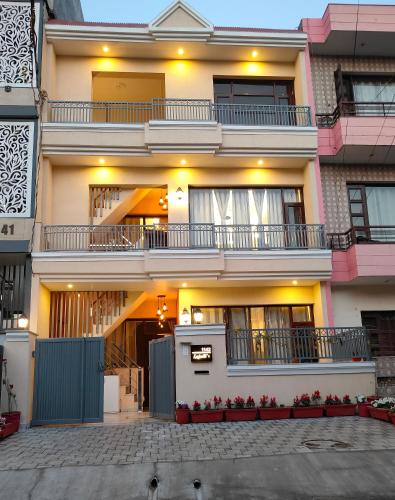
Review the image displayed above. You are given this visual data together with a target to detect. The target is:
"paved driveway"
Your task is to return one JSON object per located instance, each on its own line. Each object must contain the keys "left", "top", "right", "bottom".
{"left": 1, "top": 416, "right": 395, "bottom": 470}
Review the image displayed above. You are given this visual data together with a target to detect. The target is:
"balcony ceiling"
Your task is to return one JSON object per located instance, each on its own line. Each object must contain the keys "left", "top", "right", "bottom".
{"left": 44, "top": 153, "right": 309, "bottom": 169}
{"left": 320, "top": 145, "right": 395, "bottom": 165}
{"left": 311, "top": 31, "right": 395, "bottom": 57}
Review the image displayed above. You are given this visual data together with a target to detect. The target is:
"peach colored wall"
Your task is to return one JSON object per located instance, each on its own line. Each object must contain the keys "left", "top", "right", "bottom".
{"left": 129, "top": 298, "right": 177, "bottom": 319}
{"left": 332, "top": 245, "right": 395, "bottom": 282}
{"left": 50, "top": 166, "right": 306, "bottom": 225}
{"left": 53, "top": 57, "right": 305, "bottom": 104}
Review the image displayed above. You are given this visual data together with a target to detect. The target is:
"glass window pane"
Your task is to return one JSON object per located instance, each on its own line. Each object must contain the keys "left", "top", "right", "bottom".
{"left": 350, "top": 203, "right": 364, "bottom": 215}
{"left": 216, "top": 96, "right": 230, "bottom": 104}
{"left": 192, "top": 307, "right": 224, "bottom": 324}
{"left": 250, "top": 307, "right": 265, "bottom": 330}
{"left": 233, "top": 95, "right": 275, "bottom": 105}
{"left": 214, "top": 82, "right": 230, "bottom": 94}
{"left": 366, "top": 186, "right": 395, "bottom": 226}
{"left": 233, "top": 82, "right": 274, "bottom": 94}
{"left": 275, "top": 84, "right": 289, "bottom": 96}
{"left": 352, "top": 216, "right": 366, "bottom": 226}
{"left": 229, "top": 308, "right": 248, "bottom": 330}
{"left": 349, "top": 188, "right": 362, "bottom": 201}
{"left": 292, "top": 306, "right": 312, "bottom": 322}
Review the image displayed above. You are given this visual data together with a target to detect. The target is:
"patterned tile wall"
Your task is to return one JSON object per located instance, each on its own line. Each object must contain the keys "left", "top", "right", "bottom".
{"left": 321, "top": 164, "right": 395, "bottom": 233}
{"left": 311, "top": 56, "right": 395, "bottom": 113}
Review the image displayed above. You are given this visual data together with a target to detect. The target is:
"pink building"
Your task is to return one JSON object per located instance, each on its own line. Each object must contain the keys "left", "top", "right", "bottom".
{"left": 302, "top": 3, "right": 395, "bottom": 395}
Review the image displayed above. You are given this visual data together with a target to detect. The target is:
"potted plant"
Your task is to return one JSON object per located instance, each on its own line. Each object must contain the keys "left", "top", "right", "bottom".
{"left": 258, "top": 396, "right": 292, "bottom": 420}
{"left": 293, "top": 392, "right": 324, "bottom": 418}
{"left": 1, "top": 360, "right": 21, "bottom": 431}
{"left": 224, "top": 396, "right": 257, "bottom": 422}
{"left": 368, "top": 397, "right": 395, "bottom": 422}
{"left": 190, "top": 398, "right": 223, "bottom": 423}
{"left": 175, "top": 401, "right": 190, "bottom": 424}
{"left": 324, "top": 394, "right": 356, "bottom": 417}
{"left": 356, "top": 394, "right": 371, "bottom": 417}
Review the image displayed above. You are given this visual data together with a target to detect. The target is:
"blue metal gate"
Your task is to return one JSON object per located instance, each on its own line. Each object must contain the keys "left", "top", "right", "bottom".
{"left": 32, "top": 338, "right": 104, "bottom": 425}
{"left": 149, "top": 336, "right": 175, "bottom": 420}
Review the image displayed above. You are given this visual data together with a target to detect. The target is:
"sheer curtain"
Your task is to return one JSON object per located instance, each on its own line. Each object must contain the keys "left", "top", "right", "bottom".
{"left": 366, "top": 186, "right": 395, "bottom": 241}
{"left": 232, "top": 189, "right": 251, "bottom": 248}
{"left": 266, "top": 189, "right": 284, "bottom": 247}
{"left": 253, "top": 189, "right": 267, "bottom": 249}
{"left": 189, "top": 189, "right": 214, "bottom": 246}
{"left": 265, "top": 306, "right": 291, "bottom": 363}
{"left": 353, "top": 80, "right": 395, "bottom": 116}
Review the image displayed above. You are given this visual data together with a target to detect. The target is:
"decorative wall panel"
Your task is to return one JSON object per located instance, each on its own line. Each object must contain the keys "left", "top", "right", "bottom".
{"left": 0, "top": 1, "right": 39, "bottom": 86}
{"left": 311, "top": 56, "right": 395, "bottom": 113}
{"left": 0, "top": 122, "right": 34, "bottom": 217}
{"left": 321, "top": 164, "right": 395, "bottom": 233}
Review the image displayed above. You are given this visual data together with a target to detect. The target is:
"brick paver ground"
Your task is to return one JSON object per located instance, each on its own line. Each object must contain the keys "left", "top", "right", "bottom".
{"left": 0, "top": 417, "right": 394, "bottom": 470}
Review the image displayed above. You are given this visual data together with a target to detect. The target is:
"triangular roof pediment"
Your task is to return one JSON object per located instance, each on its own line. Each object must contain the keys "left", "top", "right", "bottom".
{"left": 149, "top": 1, "right": 213, "bottom": 40}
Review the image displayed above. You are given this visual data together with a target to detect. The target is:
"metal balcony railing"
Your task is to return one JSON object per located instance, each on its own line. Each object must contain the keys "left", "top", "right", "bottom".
{"left": 41, "top": 224, "right": 326, "bottom": 252}
{"left": 316, "top": 101, "right": 395, "bottom": 128}
{"left": 227, "top": 327, "right": 370, "bottom": 365}
{"left": 47, "top": 98, "right": 312, "bottom": 127}
{"left": 328, "top": 226, "right": 395, "bottom": 250}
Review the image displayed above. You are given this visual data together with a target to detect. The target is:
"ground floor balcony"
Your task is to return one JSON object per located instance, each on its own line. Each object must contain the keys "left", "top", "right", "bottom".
{"left": 227, "top": 327, "right": 370, "bottom": 365}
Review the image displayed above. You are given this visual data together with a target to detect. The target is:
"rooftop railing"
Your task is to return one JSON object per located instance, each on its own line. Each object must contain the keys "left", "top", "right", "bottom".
{"left": 328, "top": 226, "right": 395, "bottom": 250}
{"left": 227, "top": 327, "right": 370, "bottom": 365}
{"left": 47, "top": 98, "right": 312, "bottom": 127}
{"left": 316, "top": 101, "right": 395, "bottom": 128}
{"left": 41, "top": 223, "right": 326, "bottom": 252}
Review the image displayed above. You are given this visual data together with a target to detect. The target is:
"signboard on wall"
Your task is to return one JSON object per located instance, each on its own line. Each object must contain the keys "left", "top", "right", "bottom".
{"left": 191, "top": 345, "right": 212, "bottom": 363}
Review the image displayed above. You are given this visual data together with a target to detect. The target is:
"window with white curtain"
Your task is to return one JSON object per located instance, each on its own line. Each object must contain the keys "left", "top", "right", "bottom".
{"left": 366, "top": 186, "right": 395, "bottom": 226}
{"left": 189, "top": 188, "right": 302, "bottom": 225}
{"left": 352, "top": 78, "right": 395, "bottom": 116}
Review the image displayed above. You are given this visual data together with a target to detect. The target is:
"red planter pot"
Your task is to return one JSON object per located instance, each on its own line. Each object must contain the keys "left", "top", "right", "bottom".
{"left": 325, "top": 404, "right": 356, "bottom": 417}
{"left": 390, "top": 414, "right": 395, "bottom": 426}
{"left": 191, "top": 409, "right": 223, "bottom": 423}
{"left": 368, "top": 407, "right": 391, "bottom": 422}
{"left": 224, "top": 408, "right": 257, "bottom": 422}
{"left": 292, "top": 406, "right": 324, "bottom": 418}
{"left": 358, "top": 403, "right": 371, "bottom": 417}
{"left": 1, "top": 411, "right": 21, "bottom": 430}
{"left": 175, "top": 408, "right": 190, "bottom": 425}
{"left": 0, "top": 421, "right": 19, "bottom": 439}
{"left": 367, "top": 396, "right": 378, "bottom": 403}
{"left": 258, "top": 407, "right": 292, "bottom": 420}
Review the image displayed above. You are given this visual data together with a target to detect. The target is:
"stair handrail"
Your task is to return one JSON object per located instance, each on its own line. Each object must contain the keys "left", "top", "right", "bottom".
{"left": 110, "top": 343, "right": 143, "bottom": 411}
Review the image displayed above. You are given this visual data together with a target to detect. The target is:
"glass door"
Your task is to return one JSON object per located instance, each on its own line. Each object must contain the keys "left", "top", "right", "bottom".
{"left": 290, "top": 306, "right": 316, "bottom": 363}
{"left": 347, "top": 185, "right": 370, "bottom": 241}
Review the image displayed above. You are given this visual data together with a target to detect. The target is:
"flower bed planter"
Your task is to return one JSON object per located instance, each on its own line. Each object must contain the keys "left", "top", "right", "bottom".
{"left": 224, "top": 408, "right": 257, "bottom": 422}
{"left": 191, "top": 410, "right": 223, "bottom": 423}
{"left": 368, "top": 407, "right": 391, "bottom": 422}
{"left": 292, "top": 406, "right": 324, "bottom": 418}
{"left": 175, "top": 409, "right": 190, "bottom": 425}
{"left": 390, "top": 414, "right": 395, "bottom": 426}
{"left": 325, "top": 404, "right": 356, "bottom": 417}
{"left": 358, "top": 403, "right": 371, "bottom": 417}
{"left": 258, "top": 407, "right": 292, "bottom": 420}
{"left": 0, "top": 421, "right": 19, "bottom": 439}
{"left": 1, "top": 411, "right": 21, "bottom": 428}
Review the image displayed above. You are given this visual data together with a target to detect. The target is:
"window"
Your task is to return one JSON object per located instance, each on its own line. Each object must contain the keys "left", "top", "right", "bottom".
{"left": 214, "top": 79, "right": 294, "bottom": 106}
{"left": 361, "top": 311, "right": 395, "bottom": 357}
{"left": 348, "top": 184, "right": 395, "bottom": 241}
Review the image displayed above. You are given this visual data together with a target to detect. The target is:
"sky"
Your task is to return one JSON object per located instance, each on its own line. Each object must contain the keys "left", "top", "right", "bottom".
{"left": 80, "top": 0, "right": 393, "bottom": 29}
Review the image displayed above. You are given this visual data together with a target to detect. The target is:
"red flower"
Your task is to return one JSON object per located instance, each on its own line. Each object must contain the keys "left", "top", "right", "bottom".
{"left": 213, "top": 395, "right": 222, "bottom": 409}
{"left": 269, "top": 397, "right": 278, "bottom": 408}
{"left": 193, "top": 400, "right": 201, "bottom": 411}
{"left": 246, "top": 395, "right": 255, "bottom": 408}
{"left": 225, "top": 397, "right": 232, "bottom": 409}
{"left": 204, "top": 399, "right": 212, "bottom": 410}
{"left": 234, "top": 396, "right": 245, "bottom": 409}
{"left": 259, "top": 395, "right": 269, "bottom": 408}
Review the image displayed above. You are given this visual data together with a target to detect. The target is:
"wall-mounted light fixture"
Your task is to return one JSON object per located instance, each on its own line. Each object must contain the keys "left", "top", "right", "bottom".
{"left": 176, "top": 187, "right": 184, "bottom": 200}
{"left": 17, "top": 314, "right": 29, "bottom": 329}
{"left": 193, "top": 307, "right": 203, "bottom": 324}
{"left": 181, "top": 307, "right": 191, "bottom": 325}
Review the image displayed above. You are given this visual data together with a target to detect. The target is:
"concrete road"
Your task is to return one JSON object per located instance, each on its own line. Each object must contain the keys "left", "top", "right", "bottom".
{"left": 1, "top": 449, "right": 395, "bottom": 500}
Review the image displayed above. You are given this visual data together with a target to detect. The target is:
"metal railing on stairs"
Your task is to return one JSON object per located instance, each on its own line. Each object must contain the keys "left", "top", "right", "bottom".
{"left": 105, "top": 342, "right": 143, "bottom": 411}
{"left": 89, "top": 186, "right": 122, "bottom": 222}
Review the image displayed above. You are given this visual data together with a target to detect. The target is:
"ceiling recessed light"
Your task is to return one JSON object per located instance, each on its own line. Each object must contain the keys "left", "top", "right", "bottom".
{"left": 67, "top": 284, "right": 73, "bottom": 289}
{"left": 182, "top": 282, "right": 187, "bottom": 288}
{"left": 177, "top": 48, "right": 184, "bottom": 56}
{"left": 99, "top": 158, "right": 105, "bottom": 165}
{"left": 251, "top": 50, "right": 258, "bottom": 58}
{"left": 180, "top": 159, "right": 187, "bottom": 166}
{"left": 292, "top": 280, "right": 298, "bottom": 286}
{"left": 102, "top": 46, "right": 109, "bottom": 53}
{"left": 257, "top": 159, "right": 264, "bottom": 166}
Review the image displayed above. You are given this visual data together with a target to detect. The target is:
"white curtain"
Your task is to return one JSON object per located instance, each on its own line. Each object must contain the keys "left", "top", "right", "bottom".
{"left": 266, "top": 189, "right": 284, "bottom": 247}
{"left": 232, "top": 189, "right": 251, "bottom": 248}
{"left": 189, "top": 189, "right": 214, "bottom": 247}
{"left": 253, "top": 189, "right": 267, "bottom": 248}
{"left": 353, "top": 80, "right": 395, "bottom": 116}
{"left": 366, "top": 186, "right": 395, "bottom": 241}
{"left": 264, "top": 306, "right": 291, "bottom": 363}
{"left": 214, "top": 189, "right": 231, "bottom": 225}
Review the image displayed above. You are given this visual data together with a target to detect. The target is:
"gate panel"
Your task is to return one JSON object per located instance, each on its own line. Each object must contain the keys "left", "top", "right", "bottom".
{"left": 83, "top": 338, "right": 104, "bottom": 423}
{"left": 149, "top": 336, "right": 175, "bottom": 419}
{"left": 32, "top": 338, "right": 104, "bottom": 425}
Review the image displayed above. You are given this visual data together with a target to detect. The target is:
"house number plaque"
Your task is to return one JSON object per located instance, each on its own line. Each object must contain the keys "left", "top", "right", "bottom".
{"left": 191, "top": 345, "right": 212, "bottom": 363}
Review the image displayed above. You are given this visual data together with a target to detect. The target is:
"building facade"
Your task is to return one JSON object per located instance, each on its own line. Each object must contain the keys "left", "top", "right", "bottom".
{"left": 3, "top": 1, "right": 388, "bottom": 426}
{"left": 302, "top": 3, "right": 395, "bottom": 396}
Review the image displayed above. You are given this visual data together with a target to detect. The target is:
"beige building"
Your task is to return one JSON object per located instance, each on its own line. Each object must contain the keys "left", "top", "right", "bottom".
{"left": 5, "top": 1, "right": 376, "bottom": 425}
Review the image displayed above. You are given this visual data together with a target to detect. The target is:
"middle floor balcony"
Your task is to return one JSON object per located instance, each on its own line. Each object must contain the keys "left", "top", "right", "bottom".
{"left": 33, "top": 223, "right": 331, "bottom": 282}
{"left": 42, "top": 99, "right": 317, "bottom": 158}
